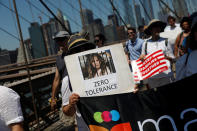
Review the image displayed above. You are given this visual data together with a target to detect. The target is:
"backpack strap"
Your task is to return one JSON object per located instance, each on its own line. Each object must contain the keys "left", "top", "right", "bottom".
{"left": 126, "top": 40, "right": 129, "bottom": 52}
{"left": 145, "top": 38, "right": 168, "bottom": 55}
{"left": 145, "top": 41, "right": 148, "bottom": 55}
{"left": 68, "top": 76, "right": 73, "bottom": 92}
{"left": 165, "top": 38, "right": 168, "bottom": 47}
{"left": 178, "top": 32, "right": 184, "bottom": 48}
{"left": 185, "top": 53, "right": 190, "bottom": 66}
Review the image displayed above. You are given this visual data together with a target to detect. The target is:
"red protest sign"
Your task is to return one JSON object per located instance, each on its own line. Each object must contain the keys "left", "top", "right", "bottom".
{"left": 132, "top": 50, "right": 168, "bottom": 81}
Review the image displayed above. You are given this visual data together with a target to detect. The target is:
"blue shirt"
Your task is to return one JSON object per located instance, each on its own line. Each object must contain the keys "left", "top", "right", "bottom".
{"left": 182, "top": 37, "right": 192, "bottom": 53}
{"left": 125, "top": 38, "right": 144, "bottom": 60}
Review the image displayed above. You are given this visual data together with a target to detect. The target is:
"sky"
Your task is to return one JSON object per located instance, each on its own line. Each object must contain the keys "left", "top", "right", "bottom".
{"left": 0, "top": 0, "right": 196, "bottom": 51}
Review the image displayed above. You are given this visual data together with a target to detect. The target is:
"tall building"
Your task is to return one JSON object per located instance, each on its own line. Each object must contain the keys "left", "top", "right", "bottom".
{"left": 17, "top": 39, "right": 32, "bottom": 63}
{"left": 48, "top": 18, "right": 60, "bottom": 54}
{"left": 93, "top": 18, "right": 104, "bottom": 35}
{"left": 81, "top": 9, "right": 94, "bottom": 26}
{"left": 172, "top": 0, "right": 189, "bottom": 18}
{"left": 116, "top": 26, "right": 127, "bottom": 41}
{"left": 135, "top": 4, "right": 143, "bottom": 26}
{"left": 9, "top": 49, "right": 18, "bottom": 63}
{"left": 123, "top": 0, "right": 136, "bottom": 27}
{"left": 86, "top": 23, "right": 95, "bottom": 42}
{"left": 42, "top": 23, "right": 53, "bottom": 55}
{"left": 57, "top": 9, "right": 65, "bottom": 31}
{"left": 104, "top": 25, "right": 118, "bottom": 43}
{"left": 108, "top": 14, "right": 119, "bottom": 27}
{"left": 63, "top": 16, "right": 71, "bottom": 33}
{"left": 28, "top": 22, "right": 46, "bottom": 59}
{"left": 0, "top": 48, "right": 18, "bottom": 65}
{"left": 158, "top": 9, "right": 170, "bottom": 22}
{"left": 142, "top": 0, "right": 154, "bottom": 24}
{"left": 0, "top": 49, "right": 11, "bottom": 65}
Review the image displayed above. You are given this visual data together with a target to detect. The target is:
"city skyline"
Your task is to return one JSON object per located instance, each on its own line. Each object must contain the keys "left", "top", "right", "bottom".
{"left": 0, "top": 0, "right": 197, "bottom": 51}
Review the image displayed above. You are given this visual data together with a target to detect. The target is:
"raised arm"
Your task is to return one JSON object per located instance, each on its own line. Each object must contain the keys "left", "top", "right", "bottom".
{"left": 51, "top": 68, "right": 60, "bottom": 110}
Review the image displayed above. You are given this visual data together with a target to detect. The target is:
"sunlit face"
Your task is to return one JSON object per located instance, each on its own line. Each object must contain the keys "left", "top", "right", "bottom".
{"left": 182, "top": 22, "right": 190, "bottom": 31}
{"left": 91, "top": 56, "right": 100, "bottom": 69}
{"left": 168, "top": 19, "right": 175, "bottom": 27}
{"left": 94, "top": 36, "right": 102, "bottom": 47}
{"left": 127, "top": 29, "right": 136, "bottom": 40}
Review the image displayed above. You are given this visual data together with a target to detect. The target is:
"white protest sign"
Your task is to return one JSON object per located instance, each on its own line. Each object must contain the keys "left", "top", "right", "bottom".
{"left": 65, "top": 44, "right": 134, "bottom": 97}
{"left": 132, "top": 50, "right": 168, "bottom": 81}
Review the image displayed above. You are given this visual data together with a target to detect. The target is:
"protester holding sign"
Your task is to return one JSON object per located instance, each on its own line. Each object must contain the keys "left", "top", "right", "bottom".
{"left": 139, "top": 19, "right": 175, "bottom": 89}
{"left": 125, "top": 27, "right": 144, "bottom": 92}
{"left": 61, "top": 34, "right": 96, "bottom": 131}
{"left": 132, "top": 50, "right": 169, "bottom": 81}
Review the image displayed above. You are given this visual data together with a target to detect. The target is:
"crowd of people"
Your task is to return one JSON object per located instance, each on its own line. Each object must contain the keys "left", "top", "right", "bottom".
{"left": 1, "top": 11, "right": 197, "bottom": 131}
{"left": 125, "top": 13, "right": 197, "bottom": 91}
{"left": 51, "top": 12, "right": 197, "bottom": 131}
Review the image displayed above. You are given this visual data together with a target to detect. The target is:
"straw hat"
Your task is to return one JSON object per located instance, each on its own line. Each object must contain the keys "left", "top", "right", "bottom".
{"left": 144, "top": 19, "right": 167, "bottom": 35}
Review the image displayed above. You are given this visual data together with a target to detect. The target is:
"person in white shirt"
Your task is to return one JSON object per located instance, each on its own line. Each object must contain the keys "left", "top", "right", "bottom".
{"left": 61, "top": 34, "right": 96, "bottom": 131}
{"left": 176, "top": 21, "right": 197, "bottom": 81}
{"left": 139, "top": 19, "right": 175, "bottom": 89}
{"left": 162, "top": 16, "right": 182, "bottom": 51}
{"left": 164, "top": 16, "right": 182, "bottom": 33}
{"left": 0, "top": 86, "right": 24, "bottom": 131}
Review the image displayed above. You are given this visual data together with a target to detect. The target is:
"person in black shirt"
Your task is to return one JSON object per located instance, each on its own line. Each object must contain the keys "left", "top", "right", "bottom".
{"left": 51, "top": 31, "right": 70, "bottom": 110}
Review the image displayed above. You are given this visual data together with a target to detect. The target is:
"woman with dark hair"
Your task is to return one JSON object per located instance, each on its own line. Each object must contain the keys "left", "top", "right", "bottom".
{"left": 176, "top": 22, "right": 197, "bottom": 81}
{"left": 88, "top": 53, "right": 110, "bottom": 78}
{"left": 174, "top": 17, "right": 192, "bottom": 58}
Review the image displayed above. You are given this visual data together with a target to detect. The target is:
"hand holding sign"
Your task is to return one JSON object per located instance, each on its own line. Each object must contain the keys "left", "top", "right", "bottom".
{"left": 65, "top": 44, "right": 134, "bottom": 97}
{"left": 132, "top": 50, "right": 169, "bottom": 81}
{"left": 69, "top": 93, "right": 80, "bottom": 106}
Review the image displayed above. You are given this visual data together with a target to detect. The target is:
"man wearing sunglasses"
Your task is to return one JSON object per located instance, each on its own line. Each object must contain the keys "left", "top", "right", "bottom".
{"left": 125, "top": 27, "right": 144, "bottom": 70}
{"left": 94, "top": 33, "right": 106, "bottom": 48}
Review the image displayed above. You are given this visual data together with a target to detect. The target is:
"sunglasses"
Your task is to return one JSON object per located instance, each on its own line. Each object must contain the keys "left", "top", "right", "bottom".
{"left": 128, "top": 32, "right": 135, "bottom": 35}
{"left": 55, "top": 37, "right": 67, "bottom": 42}
{"left": 94, "top": 40, "right": 99, "bottom": 43}
{"left": 69, "top": 45, "right": 94, "bottom": 54}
